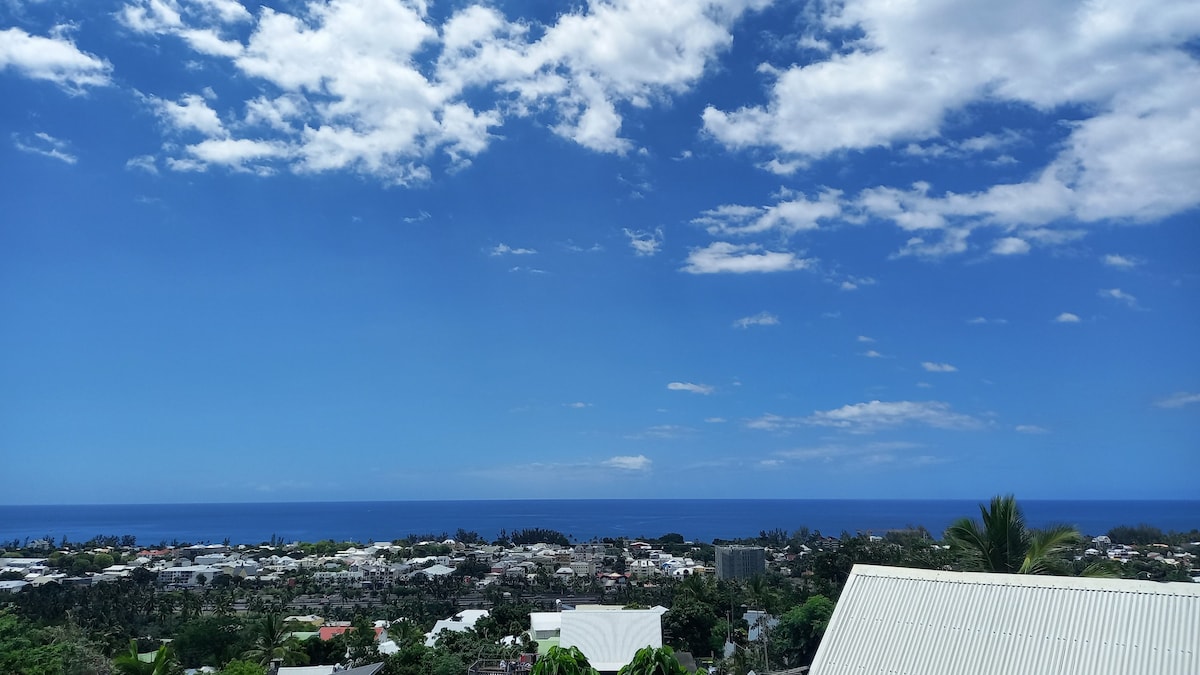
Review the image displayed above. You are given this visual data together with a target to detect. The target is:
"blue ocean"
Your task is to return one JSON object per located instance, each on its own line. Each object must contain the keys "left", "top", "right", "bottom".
{"left": 1, "top": 500, "right": 1197, "bottom": 547}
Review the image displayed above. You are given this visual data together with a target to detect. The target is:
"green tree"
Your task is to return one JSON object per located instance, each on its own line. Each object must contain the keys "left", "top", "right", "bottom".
{"left": 618, "top": 646, "right": 687, "bottom": 675}
{"left": 113, "top": 640, "right": 179, "bottom": 675}
{"left": 217, "top": 660, "right": 266, "bottom": 675}
{"left": 769, "top": 595, "right": 834, "bottom": 667}
{"left": 242, "top": 615, "right": 308, "bottom": 666}
{"left": 945, "top": 495, "right": 1103, "bottom": 575}
{"left": 532, "top": 646, "right": 599, "bottom": 675}
{"left": 662, "top": 595, "right": 718, "bottom": 656}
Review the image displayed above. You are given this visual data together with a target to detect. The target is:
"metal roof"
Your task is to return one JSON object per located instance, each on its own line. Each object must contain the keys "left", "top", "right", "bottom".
{"left": 560, "top": 608, "right": 663, "bottom": 672}
{"left": 809, "top": 564, "right": 1200, "bottom": 675}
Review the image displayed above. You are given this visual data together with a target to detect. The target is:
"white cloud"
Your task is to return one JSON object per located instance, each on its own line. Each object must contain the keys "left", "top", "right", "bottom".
{"left": 703, "top": 0, "right": 1200, "bottom": 253}
{"left": 12, "top": 131, "right": 77, "bottom": 164}
{"left": 1098, "top": 288, "right": 1138, "bottom": 308}
{"left": 603, "top": 455, "right": 652, "bottom": 471}
{"left": 992, "top": 237, "right": 1031, "bottom": 256}
{"left": 857, "top": 335, "right": 875, "bottom": 343}
{"left": 862, "top": 350, "right": 885, "bottom": 358}
{"left": 921, "top": 362, "right": 958, "bottom": 373}
{"left": 667, "top": 381, "right": 714, "bottom": 395}
{"left": 839, "top": 276, "right": 876, "bottom": 291}
{"left": 1154, "top": 391, "right": 1200, "bottom": 409}
{"left": 744, "top": 413, "right": 798, "bottom": 432}
{"left": 120, "top": 0, "right": 771, "bottom": 180}
{"left": 1055, "top": 312, "right": 1081, "bottom": 323}
{"left": 804, "top": 400, "right": 983, "bottom": 433}
{"left": 564, "top": 402, "right": 591, "bottom": 409}
{"left": 0, "top": 26, "right": 111, "bottom": 92}
{"left": 967, "top": 317, "right": 1007, "bottom": 325}
{"left": 1103, "top": 254, "right": 1140, "bottom": 269}
{"left": 682, "top": 242, "right": 814, "bottom": 274}
{"left": 623, "top": 227, "right": 663, "bottom": 256}
{"left": 491, "top": 243, "right": 537, "bottom": 256}
{"left": 125, "top": 154, "right": 159, "bottom": 173}
{"left": 693, "top": 189, "right": 842, "bottom": 236}
{"left": 704, "top": 417, "right": 726, "bottom": 423}
{"left": 732, "top": 311, "right": 779, "bottom": 329}
{"left": 148, "top": 92, "right": 227, "bottom": 137}
{"left": 191, "top": 0, "right": 252, "bottom": 24}
{"left": 1015, "top": 424, "right": 1050, "bottom": 434}
{"left": 627, "top": 424, "right": 694, "bottom": 440}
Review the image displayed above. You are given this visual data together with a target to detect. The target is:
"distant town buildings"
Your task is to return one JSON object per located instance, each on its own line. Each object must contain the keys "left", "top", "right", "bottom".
{"left": 715, "top": 545, "right": 766, "bottom": 580}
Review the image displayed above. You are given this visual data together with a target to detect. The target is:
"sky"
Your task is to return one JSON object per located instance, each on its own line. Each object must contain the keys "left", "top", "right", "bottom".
{"left": 1, "top": 0, "right": 1198, "bottom": 504}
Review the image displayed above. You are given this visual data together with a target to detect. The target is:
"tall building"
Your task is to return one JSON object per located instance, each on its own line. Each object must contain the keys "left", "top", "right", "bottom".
{"left": 715, "top": 545, "right": 766, "bottom": 580}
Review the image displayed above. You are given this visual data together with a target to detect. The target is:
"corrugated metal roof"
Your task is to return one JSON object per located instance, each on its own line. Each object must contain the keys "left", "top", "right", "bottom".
{"left": 809, "top": 564, "right": 1200, "bottom": 675}
{"left": 560, "top": 608, "right": 663, "bottom": 672}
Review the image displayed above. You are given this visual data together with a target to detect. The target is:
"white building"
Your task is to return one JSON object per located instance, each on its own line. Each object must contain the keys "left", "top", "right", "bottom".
{"left": 156, "top": 565, "right": 223, "bottom": 587}
{"left": 560, "top": 608, "right": 663, "bottom": 673}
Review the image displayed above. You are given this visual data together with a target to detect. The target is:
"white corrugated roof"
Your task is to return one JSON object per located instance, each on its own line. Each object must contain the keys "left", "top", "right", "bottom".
{"left": 810, "top": 564, "right": 1200, "bottom": 675}
{"left": 560, "top": 609, "right": 663, "bottom": 672}
{"left": 530, "top": 612, "right": 562, "bottom": 632}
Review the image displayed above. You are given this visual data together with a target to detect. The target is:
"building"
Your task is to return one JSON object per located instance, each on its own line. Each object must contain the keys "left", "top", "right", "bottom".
{"left": 559, "top": 607, "right": 664, "bottom": 673}
{"left": 715, "top": 546, "right": 765, "bottom": 580}
{"left": 809, "top": 564, "right": 1200, "bottom": 675}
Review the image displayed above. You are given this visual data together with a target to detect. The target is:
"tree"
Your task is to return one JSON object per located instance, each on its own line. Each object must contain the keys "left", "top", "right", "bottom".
{"left": 532, "top": 646, "right": 599, "bottom": 675}
{"left": 618, "top": 646, "right": 687, "bottom": 675}
{"left": 242, "top": 615, "right": 308, "bottom": 666}
{"left": 216, "top": 661, "right": 265, "bottom": 675}
{"left": 113, "top": 640, "right": 179, "bottom": 675}
{"left": 769, "top": 596, "right": 834, "bottom": 667}
{"left": 662, "top": 595, "right": 718, "bottom": 656}
{"left": 945, "top": 495, "right": 1105, "bottom": 576}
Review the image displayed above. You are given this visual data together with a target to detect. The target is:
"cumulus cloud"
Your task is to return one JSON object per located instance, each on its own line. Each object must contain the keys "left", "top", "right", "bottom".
{"left": 491, "top": 243, "right": 537, "bottom": 256}
{"left": 1154, "top": 391, "right": 1200, "bottom": 409}
{"left": 857, "top": 335, "right": 876, "bottom": 343}
{"left": 147, "top": 92, "right": 227, "bottom": 137}
{"left": 746, "top": 402, "right": 981, "bottom": 434}
{"left": 967, "top": 317, "right": 1007, "bottom": 325}
{"left": 667, "top": 381, "right": 714, "bottom": 395}
{"left": 703, "top": 0, "right": 1200, "bottom": 255}
{"left": 603, "top": 454, "right": 652, "bottom": 471}
{"left": 921, "top": 362, "right": 958, "bottom": 373}
{"left": 118, "top": 0, "right": 772, "bottom": 181}
{"left": 732, "top": 311, "right": 779, "bottom": 329}
{"left": 862, "top": 350, "right": 885, "bottom": 358}
{"left": 1098, "top": 288, "right": 1139, "bottom": 308}
{"left": 623, "top": 227, "right": 663, "bottom": 256}
{"left": 125, "top": 154, "right": 159, "bottom": 173}
{"left": 0, "top": 26, "right": 112, "bottom": 92}
{"left": 1055, "top": 312, "right": 1081, "bottom": 323}
{"left": 992, "top": 237, "right": 1031, "bottom": 256}
{"left": 692, "top": 189, "right": 842, "bottom": 236}
{"left": 1103, "top": 254, "right": 1140, "bottom": 269}
{"left": 682, "top": 242, "right": 814, "bottom": 274}
{"left": 12, "top": 131, "right": 77, "bottom": 164}
{"left": 804, "top": 400, "right": 983, "bottom": 433}
{"left": 1015, "top": 424, "right": 1050, "bottom": 434}
{"left": 564, "top": 402, "right": 592, "bottom": 409}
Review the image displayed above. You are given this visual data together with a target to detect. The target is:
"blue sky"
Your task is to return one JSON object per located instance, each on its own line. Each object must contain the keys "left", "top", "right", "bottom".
{"left": 1, "top": 0, "right": 1197, "bottom": 504}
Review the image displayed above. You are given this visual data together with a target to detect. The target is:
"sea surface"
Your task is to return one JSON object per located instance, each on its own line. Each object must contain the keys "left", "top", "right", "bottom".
{"left": 1, "top": 500, "right": 1197, "bottom": 547}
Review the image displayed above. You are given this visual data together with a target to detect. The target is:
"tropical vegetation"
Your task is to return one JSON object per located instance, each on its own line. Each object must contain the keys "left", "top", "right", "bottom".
{"left": 0, "top": 500, "right": 1192, "bottom": 674}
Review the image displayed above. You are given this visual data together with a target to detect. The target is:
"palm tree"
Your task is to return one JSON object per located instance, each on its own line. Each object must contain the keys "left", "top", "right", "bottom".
{"left": 113, "top": 639, "right": 177, "bottom": 675}
{"left": 945, "top": 495, "right": 1105, "bottom": 575}
{"left": 242, "top": 615, "right": 308, "bottom": 666}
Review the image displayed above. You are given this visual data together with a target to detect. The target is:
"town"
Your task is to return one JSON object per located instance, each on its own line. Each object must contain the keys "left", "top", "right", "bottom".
{"left": 2, "top": 499, "right": 1198, "bottom": 675}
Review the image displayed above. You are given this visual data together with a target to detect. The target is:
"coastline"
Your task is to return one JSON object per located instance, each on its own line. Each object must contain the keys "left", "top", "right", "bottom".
{"left": 3, "top": 498, "right": 1198, "bottom": 546}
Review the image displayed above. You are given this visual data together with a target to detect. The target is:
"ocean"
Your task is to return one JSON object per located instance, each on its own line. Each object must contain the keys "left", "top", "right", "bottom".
{"left": 1, "top": 500, "right": 1197, "bottom": 547}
